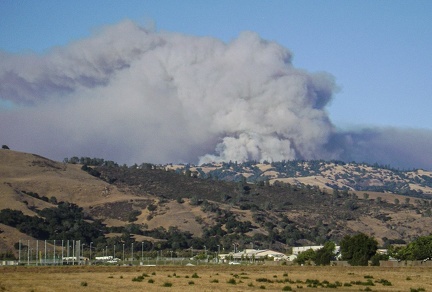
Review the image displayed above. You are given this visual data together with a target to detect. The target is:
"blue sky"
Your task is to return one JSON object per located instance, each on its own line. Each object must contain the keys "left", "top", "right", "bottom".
{"left": 1, "top": 0, "right": 431, "bottom": 130}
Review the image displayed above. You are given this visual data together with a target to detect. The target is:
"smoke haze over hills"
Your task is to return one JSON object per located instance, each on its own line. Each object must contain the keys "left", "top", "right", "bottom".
{"left": 1, "top": 21, "right": 431, "bottom": 169}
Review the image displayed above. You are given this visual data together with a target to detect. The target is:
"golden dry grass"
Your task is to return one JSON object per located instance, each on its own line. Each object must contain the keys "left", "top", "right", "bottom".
{"left": 0, "top": 265, "right": 431, "bottom": 292}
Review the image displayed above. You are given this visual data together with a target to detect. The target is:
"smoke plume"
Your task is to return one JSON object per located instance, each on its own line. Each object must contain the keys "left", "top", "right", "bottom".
{"left": 1, "top": 20, "right": 431, "bottom": 169}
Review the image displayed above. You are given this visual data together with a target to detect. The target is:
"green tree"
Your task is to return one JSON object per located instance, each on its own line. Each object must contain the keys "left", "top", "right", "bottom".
{"left": 391, "top": 235, "right": 432, "bottom": 260}
{"left": 294, "top": 248, "right": 316, "bottom": 265}
{"left": 370, "top": 253, "right": 389, "bottom": 266}
{"left": 314, "top": 242, "right": 336, "bottom": 266}
{"left": 340, "top": 233, "right": 378, "bottom": 266}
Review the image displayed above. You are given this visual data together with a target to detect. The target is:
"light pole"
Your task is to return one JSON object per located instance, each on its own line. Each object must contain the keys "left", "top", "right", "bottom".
{"left": 81, "top": 243, "right": 85, "bottom": 265}
{"left": 204, "top": 245, "right": 207, "bottom": 258}
{"left": 131, "top": 243, "right": 134, "bottom": 264}
{"left": 170, "top": 250, "right": 173, "bottom": 264}
{"left": 141, "top": 242, "right": 144, "bottom": 263}
{"left": 122, "top": 244, "right": 125, "bottom": 262}
{"left": 114, "top": 244, "right": 116, "bottom": 260}
{"left": 217, "top": 245, "right": 220, "bottom": 263}
{"left": 54, "top": 240, "right": 56, "bottom": 265}
{"left": 27, "top": 240, "right": 30, "bottom": 266}
{"left": 90, "top": 242, "right": 93, "bottom": 263}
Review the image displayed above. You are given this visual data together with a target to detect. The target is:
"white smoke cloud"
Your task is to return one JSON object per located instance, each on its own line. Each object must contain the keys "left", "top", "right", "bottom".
{"left": 1, "top": 20, "right": 431, "bottom": 169}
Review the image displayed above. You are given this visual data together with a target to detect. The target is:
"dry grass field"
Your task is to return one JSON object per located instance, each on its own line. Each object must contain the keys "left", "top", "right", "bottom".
{"left": 0, "top": 265, "right": 431, "bottom": 292}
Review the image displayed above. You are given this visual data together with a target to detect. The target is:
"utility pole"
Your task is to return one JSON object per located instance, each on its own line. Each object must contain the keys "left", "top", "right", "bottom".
{"left": 89, "top": 242, "right": 93, "bottom": 264}
{"left": 18, "top": 240, "right": 21, "bottom": 264}
{"left": 131, "top": 243, "right": 134, "bottom": 264}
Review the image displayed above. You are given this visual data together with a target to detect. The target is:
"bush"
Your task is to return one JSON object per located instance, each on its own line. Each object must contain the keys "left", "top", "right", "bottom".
{"left": 256, "top": 278, "right": 273, "bottom": 283}
{"left": 162, "top": 282, "right": 172, "bottom": 287}
{"left": 147, "top": 204, "right": 157, "bottom": 211}
{"left": 282, "top": 285, "right": 292, "bottom": 291}
{"left": 132, "top": 276, "right": 144, "bottom": 282}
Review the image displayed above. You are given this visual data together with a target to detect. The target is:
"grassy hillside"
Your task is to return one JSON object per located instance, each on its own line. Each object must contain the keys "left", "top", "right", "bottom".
{"left": 1, "top": 149, "right": 431, "bottom": 260}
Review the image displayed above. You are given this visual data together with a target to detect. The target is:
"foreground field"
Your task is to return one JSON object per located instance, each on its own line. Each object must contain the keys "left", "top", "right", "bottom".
{"left": 0, "top": 265, "right": 431, "bottom": 291}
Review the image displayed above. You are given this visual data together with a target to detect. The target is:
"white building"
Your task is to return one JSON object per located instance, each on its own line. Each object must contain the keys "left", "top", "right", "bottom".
{"left": 220, "top": 249, "right": 288, "bottom": 262}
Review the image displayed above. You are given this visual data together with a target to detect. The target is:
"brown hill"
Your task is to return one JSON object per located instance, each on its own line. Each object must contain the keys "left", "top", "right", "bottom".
{"left": 1, "top": 149, "right": 431, "bottom": 258}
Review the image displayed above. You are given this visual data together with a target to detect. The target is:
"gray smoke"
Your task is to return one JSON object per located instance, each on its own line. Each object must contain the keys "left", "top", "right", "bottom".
{"left": 1, "top": 20, "right": 431, "bottom": 169}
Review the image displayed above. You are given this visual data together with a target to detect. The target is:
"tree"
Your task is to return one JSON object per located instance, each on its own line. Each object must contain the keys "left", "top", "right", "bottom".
{"left": 391, "top": 235, "right": 432, "bottom": 260}
{"left": 370, "top": 253, "right": 389, "bottom": 266}
{"left": 294, "top": 248, "right": 316, "bottom": 265}
{"left": 340, "top": 233, "right": 378, "bottom": 266}
{"left": 315, "top": 242, "right": 336, "bottom": 266}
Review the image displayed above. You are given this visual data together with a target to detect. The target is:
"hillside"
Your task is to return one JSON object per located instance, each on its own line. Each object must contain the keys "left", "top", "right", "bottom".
{"left": 171, "top": 161, "right": 432, "bottom": 197}
{"left": 1, "top": 149, "right": 431, "bottom": 259}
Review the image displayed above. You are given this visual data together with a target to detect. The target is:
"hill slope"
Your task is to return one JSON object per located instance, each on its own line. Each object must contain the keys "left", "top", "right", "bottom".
{"left": 1, "top": 150, "right": 431, "bottom": 258}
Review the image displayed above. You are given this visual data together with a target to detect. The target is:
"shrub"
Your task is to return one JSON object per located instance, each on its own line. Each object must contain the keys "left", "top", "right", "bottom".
{"left": 191, "top": 272, "right": 199, "bottom": 278}
{"left": 80, "top": 282, "right": 88, "bottom": 287}
{"left": 256, "top": 278, "right": 273, "bottom": 283}
{"left": 148, "top": 279, "right": 154, "bottom": 283}
{"left": 132, "top": 276, "right": 144, "bottom": 282}
{"left": 282, "top": 285, "right": 292, "bottom": 291}
{"left": 162, "top": 282, "right": 173, "bottom": 287}
{"left": 188, "top": 281, "right": 194, "bottom": 285}
{"left": 376, "top": 279, "right": 392, "bottom": 286}
{"left": 227, "top": 278, "right": 237, "bottom": 285}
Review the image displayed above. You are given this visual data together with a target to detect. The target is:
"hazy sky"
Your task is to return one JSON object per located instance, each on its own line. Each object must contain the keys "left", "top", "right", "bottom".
{"left": 0, "top": 0, "right": 431, "bottom": 169}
